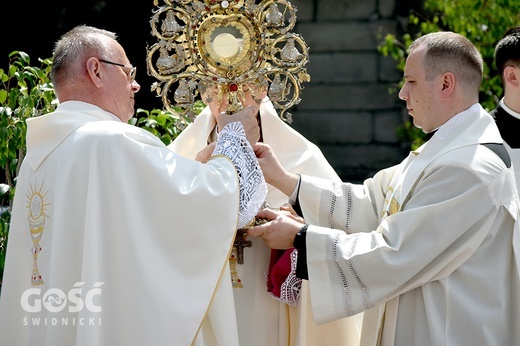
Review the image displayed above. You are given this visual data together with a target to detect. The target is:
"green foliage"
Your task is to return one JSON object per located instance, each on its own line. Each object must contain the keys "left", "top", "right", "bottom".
{"left": 379, "top": 0, "right": 520, "bottom": 148}
{"left": 130, "top": 101, "right": 204, "bottom": 145}
{"left": 0, "top": 185, "right": 9, "bottom": 283}
{"left": 0, "top": 51, "right": 56, "bottom": 190}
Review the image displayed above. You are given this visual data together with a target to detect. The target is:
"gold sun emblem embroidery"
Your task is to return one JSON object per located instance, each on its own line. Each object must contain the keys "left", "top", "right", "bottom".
{"left": 388, "top": 197, "right": 400, "bottom": 216}
{"left": 382, "top": 186, "right": 401, "bottom": 219}
{"left": 26, "top": 181, "right": 50, "bottom": 286}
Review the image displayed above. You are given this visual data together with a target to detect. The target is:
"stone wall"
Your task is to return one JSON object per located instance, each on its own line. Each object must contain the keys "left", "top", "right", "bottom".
{"left": 288, "top": 0, "right": 410, "bottom": 182}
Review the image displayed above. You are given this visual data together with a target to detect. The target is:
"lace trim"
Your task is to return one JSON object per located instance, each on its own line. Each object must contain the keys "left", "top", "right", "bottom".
{"left": 265, "top": 249, "right": 302, "bottom": 306}
{"left": 279, "top": 249, "right": 302, "bottom": 306}
{"left": 213, "top": 121, "right": 266, "bottom": 229}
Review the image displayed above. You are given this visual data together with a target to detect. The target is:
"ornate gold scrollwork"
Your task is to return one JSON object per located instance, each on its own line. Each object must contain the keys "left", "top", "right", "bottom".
{"left": 147, "top": 0, "right": 310, "bottom": 125}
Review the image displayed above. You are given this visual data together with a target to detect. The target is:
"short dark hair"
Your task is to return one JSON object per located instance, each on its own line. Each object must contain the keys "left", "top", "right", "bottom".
{"left": 408, "top": 31, "right": 483, "bottom": 95}
{"left": 494, "top": 26, "right": 520, "bottom": 80}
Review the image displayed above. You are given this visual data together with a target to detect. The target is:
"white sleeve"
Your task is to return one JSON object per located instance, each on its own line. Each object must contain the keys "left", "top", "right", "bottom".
{"left": 213, "top": 121, "right": 267, "bottom": 228}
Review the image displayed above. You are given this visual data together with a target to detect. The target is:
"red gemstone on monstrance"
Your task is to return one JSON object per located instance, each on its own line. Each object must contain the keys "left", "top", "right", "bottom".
{"left": 229, "top": 83, "right": 238, "bottom": 92}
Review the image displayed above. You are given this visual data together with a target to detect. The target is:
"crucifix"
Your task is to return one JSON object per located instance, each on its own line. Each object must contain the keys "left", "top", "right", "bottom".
{"left": 233, "top": 229, "right": 252, "bottom": 265}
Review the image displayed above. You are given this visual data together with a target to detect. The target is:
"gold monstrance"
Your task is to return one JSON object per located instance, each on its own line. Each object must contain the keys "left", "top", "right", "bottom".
{"left": 147, "top": 0, "right": 310, "bottom": 127}
{"left": 147, "top": 0, "right": 309, "bottom": 282}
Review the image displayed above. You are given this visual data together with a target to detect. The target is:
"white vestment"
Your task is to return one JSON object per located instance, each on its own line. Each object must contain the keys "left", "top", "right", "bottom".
{"left": 0, "top": 101, "right": 266, "bottom": 346}
{"left": 297, "top": 104, "right": 520, "bottom": 345}
{"left": 168, "top": 99, "right": 363, "bottom": 345}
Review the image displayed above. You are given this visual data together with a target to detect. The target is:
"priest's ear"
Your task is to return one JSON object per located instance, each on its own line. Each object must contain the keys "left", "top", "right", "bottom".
{"left": 440, "top": 72, "right": 456, "bottom": 97}
{"left": 86, "top": 57, "right": 104, "bottom": 87}
{"left": 503, "top": 65, "right": 519, "bottom": 88}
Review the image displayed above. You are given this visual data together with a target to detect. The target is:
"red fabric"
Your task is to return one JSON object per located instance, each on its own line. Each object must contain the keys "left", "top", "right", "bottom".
{"left": 266, "top": 248, "right": 294, "bottom": 297}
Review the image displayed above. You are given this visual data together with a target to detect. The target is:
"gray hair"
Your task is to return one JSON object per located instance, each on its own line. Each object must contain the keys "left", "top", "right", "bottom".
{"left": 50, "top": 25, "right": 118, "bottom": 86}
{"left": 409, "top": 32, "right": 483, "bottom": 95}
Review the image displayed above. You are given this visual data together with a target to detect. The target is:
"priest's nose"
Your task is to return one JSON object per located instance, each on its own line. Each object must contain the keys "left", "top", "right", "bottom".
{"left": 398, "top": 85, "right": 408, "bottom": 100}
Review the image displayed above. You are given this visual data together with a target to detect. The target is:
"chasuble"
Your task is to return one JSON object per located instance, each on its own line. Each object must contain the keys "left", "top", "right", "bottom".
{"left": 0, "top": 100, "right": 266, "bottom": 345}
{"left": 297, "top": 104, "right": 520, "bottom": 345}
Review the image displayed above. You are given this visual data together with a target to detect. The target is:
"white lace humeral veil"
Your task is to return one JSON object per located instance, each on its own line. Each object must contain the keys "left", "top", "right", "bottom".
{"left": 213, "top": 121, "right": 266, "bottom": 229}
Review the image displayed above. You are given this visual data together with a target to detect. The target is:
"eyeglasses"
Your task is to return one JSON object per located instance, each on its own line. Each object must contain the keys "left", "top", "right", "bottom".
{"left": 99, "top": 59, "right": 137, "bottom": 83}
